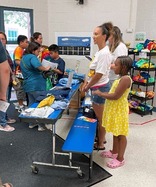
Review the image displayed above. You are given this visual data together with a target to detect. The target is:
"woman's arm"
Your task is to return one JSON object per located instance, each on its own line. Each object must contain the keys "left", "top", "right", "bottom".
{"left": 0, "top": 60, "right": 10, "bottom": 101}
{"left": 0, "top": 41, "right": 10, "bottom": 101}
{"left": 53, "top": 68, "right": 63, "bottom": 75}
{"left": 83, "top": 72, "right": 103, "bottom": 92}
{"left": 37, "top": 65, "right": 51, "bottom": 71}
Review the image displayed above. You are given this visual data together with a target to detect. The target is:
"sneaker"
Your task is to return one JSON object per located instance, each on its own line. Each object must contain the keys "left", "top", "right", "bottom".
{"left": 15, "top": 104, "right": 26, "bottom": 111}
{"left": 7, "top": 118, "right": 16, "bottom": 124}
{"left": 38, "top": 125, "right": 45, "bottom": 131}
{"left": 15, "top": 105, "right": 21, "bottom": 110}
{"left": 0, "top": 125, "right": 15, "bottom": 132}
{"left": 45, "top": 124, "right": 52, "bottom": 131}
{"left": 18, "top": 105, "right": 26, "bottom": 112}
{"left": 15, "top": 104, "right": 18, "bottom": 110}
{"left": 29, "top": 124, "right": 38, "bottom": 129}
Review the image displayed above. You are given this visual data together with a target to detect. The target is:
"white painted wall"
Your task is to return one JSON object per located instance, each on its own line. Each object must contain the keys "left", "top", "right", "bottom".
{"left": 46, "top": 0, "right": 138, "bottom": 74}
{"left": 47, "top": 0, "right": 136, "bottom": 45}
{"left": 135, "top": 0, "right": 156, "bottom": 40}
{"left": 0, "top": 0, "right": 138, "bottom": 74}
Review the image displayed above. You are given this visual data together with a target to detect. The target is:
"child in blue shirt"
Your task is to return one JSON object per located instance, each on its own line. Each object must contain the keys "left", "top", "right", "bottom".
{"left": 44, "top": 44, "right": 65, "bottom": 83}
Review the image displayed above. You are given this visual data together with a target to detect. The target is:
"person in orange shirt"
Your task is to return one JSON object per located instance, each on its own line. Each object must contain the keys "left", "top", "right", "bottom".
{"left": 13, "top": 35, "right": 29, "bottom": 110}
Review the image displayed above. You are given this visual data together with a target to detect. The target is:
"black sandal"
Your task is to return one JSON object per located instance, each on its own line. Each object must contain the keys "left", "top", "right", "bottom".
{"left": 93, "top": 145, "right": 105, "bottom": 151}
{"left": 94, "top": 137, "right": 107, "bottom": 144}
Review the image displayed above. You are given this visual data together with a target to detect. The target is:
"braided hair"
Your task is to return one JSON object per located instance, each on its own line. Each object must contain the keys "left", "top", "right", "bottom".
{"left": 117, "top": 56, "right": 133, "bottom": 75}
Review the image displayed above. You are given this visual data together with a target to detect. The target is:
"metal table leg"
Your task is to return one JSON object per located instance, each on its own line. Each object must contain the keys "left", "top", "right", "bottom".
{"left": 32, "top": 123, "right": 81, "bottom": 176}
{"left": 89, "top": 154, "right": 93, "bottom": 180}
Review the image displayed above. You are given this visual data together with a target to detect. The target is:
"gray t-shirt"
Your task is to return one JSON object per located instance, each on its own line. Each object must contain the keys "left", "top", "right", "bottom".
{"left": 0, "top": 41, "right": 7, "bottom": 63}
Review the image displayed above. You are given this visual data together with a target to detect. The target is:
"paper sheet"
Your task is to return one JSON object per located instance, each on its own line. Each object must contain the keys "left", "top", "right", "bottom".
{"left": 66, "top": 71, "right": 74, "bottom": 88}
{"left": 0, "top": 100, "right": 10, "bottom": 112}
{"left": 84, "top": 97, "right": 92, "bottom": 105}
{"left": 42, "top": 59, "right": 58, "bottom": 70}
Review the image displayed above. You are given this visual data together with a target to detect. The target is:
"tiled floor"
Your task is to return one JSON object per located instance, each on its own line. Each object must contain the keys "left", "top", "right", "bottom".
{"left": 56, "top": 109, "right": 156, "bottom": 187}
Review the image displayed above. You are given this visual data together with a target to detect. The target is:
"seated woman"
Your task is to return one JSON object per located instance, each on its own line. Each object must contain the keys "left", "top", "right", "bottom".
{"left": 20, "top": 42, "right": 51, "bottom": 131}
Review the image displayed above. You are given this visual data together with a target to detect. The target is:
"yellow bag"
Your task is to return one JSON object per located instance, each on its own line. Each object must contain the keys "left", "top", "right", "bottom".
{"left": 37, "top": 95, "right": 55, "bottom": 108}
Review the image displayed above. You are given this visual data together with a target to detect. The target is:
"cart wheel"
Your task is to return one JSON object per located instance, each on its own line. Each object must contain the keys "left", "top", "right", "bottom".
{"left": 31, "top": 165, "right": 39, "bottom": 174}
{"left": 77, "top": 169, "right": 85, "bottom": 179}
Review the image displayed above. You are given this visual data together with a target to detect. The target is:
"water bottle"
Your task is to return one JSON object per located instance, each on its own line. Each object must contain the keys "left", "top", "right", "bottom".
{"left": 75, "top": 60, "right": 80, "bottom": 73}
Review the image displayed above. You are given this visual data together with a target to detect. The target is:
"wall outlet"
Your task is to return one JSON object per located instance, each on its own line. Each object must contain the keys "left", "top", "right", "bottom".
{"left": 126, "top": 28, "right": 133, "bottom": 33}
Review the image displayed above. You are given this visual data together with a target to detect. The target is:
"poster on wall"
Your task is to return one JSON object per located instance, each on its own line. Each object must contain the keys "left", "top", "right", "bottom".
{"left": 57, "top": 36, "right": 91, "bottom": 56}
{"left": 135, "top": 32, "right": 147, "bottom": 58}
{"left": 135, "top": 32, "right": 146, "bottom": 43}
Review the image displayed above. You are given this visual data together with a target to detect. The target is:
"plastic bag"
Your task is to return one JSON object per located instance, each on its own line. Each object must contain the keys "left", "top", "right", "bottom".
{"left": 82, "top": 106, "right": 96, "bottom": 119}
{"left": 46, "top": 77, "right": 53, "bottom": 90}
{"left": 37, "top": 95, "right": 55, "bottom": 108}
{"left": 42, "top": 70, "right": 53, "bottom": 79}
{"left": 12, "top": 74, "right": 21, "bottom": 90}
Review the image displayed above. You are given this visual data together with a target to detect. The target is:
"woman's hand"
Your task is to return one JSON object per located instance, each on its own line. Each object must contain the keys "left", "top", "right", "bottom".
{"left": 83, "top": 85, "right": 89, "bottom": 92}
{"left": 82, "top": 82, "right": 89, "bottom": 92}
{"left": 44, "top": 66, "right": 51, "bottom": 71}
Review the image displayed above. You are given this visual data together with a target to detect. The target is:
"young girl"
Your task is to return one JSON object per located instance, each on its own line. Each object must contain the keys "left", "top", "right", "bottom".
{"left": 92, "top": 56, "right": 132, "bottom": 168}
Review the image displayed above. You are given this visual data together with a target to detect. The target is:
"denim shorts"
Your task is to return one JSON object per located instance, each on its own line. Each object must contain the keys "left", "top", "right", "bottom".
{"left": 90, "top": 82, "right": 110, "bottom": 105}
